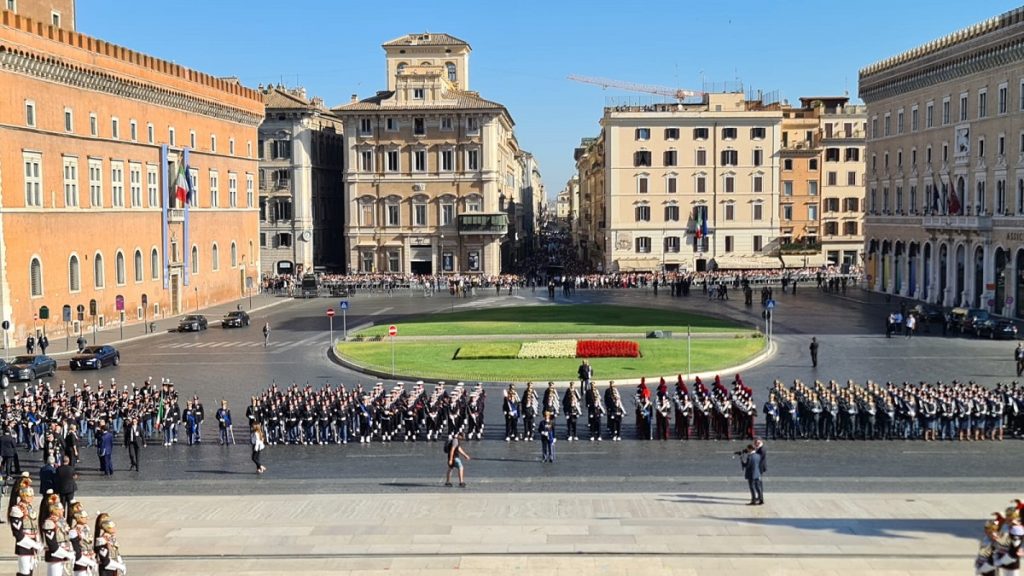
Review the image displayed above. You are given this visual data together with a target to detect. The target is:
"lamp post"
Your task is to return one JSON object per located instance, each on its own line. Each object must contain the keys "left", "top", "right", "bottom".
{"left": 194, "top": 286, "right": 199, "bottom": 311}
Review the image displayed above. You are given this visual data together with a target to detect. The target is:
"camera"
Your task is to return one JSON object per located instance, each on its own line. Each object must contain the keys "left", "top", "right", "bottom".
{"left": 732, "top": 450, "right": 744, "bottom": 456}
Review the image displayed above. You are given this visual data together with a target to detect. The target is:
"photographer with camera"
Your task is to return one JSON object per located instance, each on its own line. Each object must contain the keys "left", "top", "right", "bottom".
{"left": 738, "top": 444, "right": 764, "bottom": 505}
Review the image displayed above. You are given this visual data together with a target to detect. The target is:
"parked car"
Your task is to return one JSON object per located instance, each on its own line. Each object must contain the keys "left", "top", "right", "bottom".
{"left": 948, "top": 307, "right": 982, "bottom": 334}
{"left": 964, "top": 309, "right": 993, "bottom": 336}
{"left": 6, "top": 355, "right": 57, "bottom": 381}
{"left": 0, "top": 359, "right": 9, "bottom": 389}
{"left": 977, "top": 319, "right": 1019, "bottom": 340}
{"left": 221, "top": 310, "right": 250, "bottom": 328}
{"left": 912, "top": 303, "right": 945, "bottom": 324}
{"left": 70, "top": 345, "right": 120, "bottom": 370}
{"left": 178, "top": 315, "right": 209, "bottom": 332}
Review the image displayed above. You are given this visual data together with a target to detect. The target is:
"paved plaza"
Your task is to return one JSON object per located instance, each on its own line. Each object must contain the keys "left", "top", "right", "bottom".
{"left": 3, "top": 286, "right": 1022, "bottom": 574}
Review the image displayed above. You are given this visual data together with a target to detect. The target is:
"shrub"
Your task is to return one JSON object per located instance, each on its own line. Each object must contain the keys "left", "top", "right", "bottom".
{"left": 518, "top": 340, "right": 577, "bottom": 359}
{"left": 576, "top": 340, "right": 640, "bottom": 358}
{"left": 454, "top": 343, "right": 522, "bottom": 360}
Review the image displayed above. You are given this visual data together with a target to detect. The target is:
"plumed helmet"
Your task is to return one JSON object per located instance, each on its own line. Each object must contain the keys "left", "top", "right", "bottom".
{"left": 100, "top": 518, "right": 116, "bottom": 534}
{"left": 47, "top": 494, "right": 62, "bottom": 514}
{"left": 18, "top": 486, "right": 34, "bottom": 502}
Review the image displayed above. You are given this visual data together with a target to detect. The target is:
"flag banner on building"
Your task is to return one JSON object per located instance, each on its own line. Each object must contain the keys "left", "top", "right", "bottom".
{"left": 173, "top": 157, "right": 195, "bottom": 207}
{"left": 700, "top": 206, "right": 708, "bottom": 239}
{"left": 694, "top": 206, "right": 704, "bottom": 240}
{"left": 948, "top": 185, "right": 961, "bottom": 215}
{"left": 932, "top": 185, "right": 940, "bottom": 212}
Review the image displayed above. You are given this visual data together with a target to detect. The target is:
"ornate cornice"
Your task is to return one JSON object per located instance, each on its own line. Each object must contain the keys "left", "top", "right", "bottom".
{"left": 0, "top": 45, "right": 263, "bottom": 127}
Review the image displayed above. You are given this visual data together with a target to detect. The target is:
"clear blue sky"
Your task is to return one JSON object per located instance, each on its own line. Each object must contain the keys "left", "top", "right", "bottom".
{"left": 80, "top": 0, "right": 1018, "bottom": 201}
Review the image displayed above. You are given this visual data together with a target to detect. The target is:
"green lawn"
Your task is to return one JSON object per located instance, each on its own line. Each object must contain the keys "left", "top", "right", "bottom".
{"left": 453, "top": 342, "right": 522, "bottom": 360}
{"left": 358, "top": 305, "right": 744, "bottom": 337}
{"left": 337, "top": 337, "right": 764, "bottom": 382}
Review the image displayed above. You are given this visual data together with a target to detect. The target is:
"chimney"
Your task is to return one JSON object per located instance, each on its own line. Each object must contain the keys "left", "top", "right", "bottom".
{"left": 350, "top": 94, "right": 358, "bottom": 103}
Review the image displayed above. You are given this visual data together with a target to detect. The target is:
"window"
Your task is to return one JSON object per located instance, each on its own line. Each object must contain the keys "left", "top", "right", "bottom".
{"left": 466, "top": 117, "right": 480, "bottom": 134}
{"left": 693, "top": 127, "right": 709, "bottom": 140}
{"left": 440, "top": 116, "right": 453, "bottom": 131}
{"left": 387, "top": 250, "right": 401, "bottom": 272}
{"left": 978, "top": 90, "right": 987, "bottom": 118}
{"left": 90, "top": 113, "right": 98, "bottom": 136}
{"left": 23, "top": 152, "right": 42, "bottom": 207}
{"left": 129, "top": 163, "right": 141, "bottom": 207}
{"left": 635, "top": 128, "right": 650, "bottom": 141}
{"left": 999, "top": 84, "right": 1008, "bottom": 115}
{"left": 359, "top": 118, "right": 372, "bottom": 135}
{"left": 447, "top": 63, "right": 457, "bottom": 82}
{"left": 809, "top": 158, "right": 818, "bottom": 171}
{"left": 663, "top": 150, "right": 677, "bottom": 166}
{"left": 926, "top": 102, "right": 934, "bottom": 128}
{"left": 667, "top": 176, "right": 677, "bottom": 194}
{"left": 635, "top": 237, "right": 651, "bottom": 253}
{"left": 189, "top": 130, "right": 196, "bottom": 149}
{"left": 69, "top": 255, "right": 80, "bottom": 292}
{"left": 844, "top": 197, "right": 859, "bottom": 212}
{"left": 111, "top": 118, "right": 120, "bottom": 139}
{"left": 413, "top": 149, "right": 426, "bottom": 172}
{"left": 999, "top": 135, "right": 1006, "bottom": 156}
{"left": 753, "top": 235, "right": 763, "bottom": 252}
{"left": 146, "top": 166, "right": 158, "bottom": 208}
{"left": 942, "top": 97, "right": 950, "bottom": 125}
{"left": 808, "top": 181, "right": 818, "bottom": 196}
{"left": 883, "top": 113, "right": 890, "bottom": 136}
{"left": 808, "top": 204, "right": 818, "bottom": 220}
{"left": 87, "top": 159, "right": 103, "bottom": 207}
{"left": 127, "top": 120, "right": 137, "bottom": 143}
{"left": 753, "top": 174, "right": 763, "bottom": 193}
{"left": 825, "top": 148, "right": 840, "bottom": 162}
{"left": 151, "top": 248, "right": 159, "bottom": 280}
{"left": 752, "top": 203, "right": 763, "bottom": 221}
{"left": 634, "top": 205, "right": 650, "bottom": 222}
{"left": 359, "top": 200, "right": 375, "bottom": 226}
{"left": 385, "top": 118, "right": 399, "bottom": 132}
{"left": 413, "top": 88, "right": 424, "bottom": 100}
{"left": 664, "top": 205, "right": 679, "bottom": 221}
{"left": 230, "top": 242, "right": 237, "bottom": 268}
{"left": 897, "top": 110, "right": 904, "bottom": 134}
{"left": 782, "top": 181, "right": 793, "bottom": 196}
{"left": 960, "top": 93, "right": 968, "bottom": 122}
{"left": 721, "top": 127, "right": 737, "bottom": 140}
{"left": 64, "top": 108, "right": 73, "bottom": 132}
{"left": 724, "top": 204, "right": 734, "bottom": 221}
{"left": 63, "top": 157, "right": 78, "bottom": 207}
{"left": 94, "top": 253, "right": 105, "bottom": 288}
{"left": 664, "top": 128, "right": 679, "bottom": 140}
{"left": 24, "top": 100, "right": 35, "bottom": 127}
{"left": 845, "top": 148, "right": 860, "bottom": 162}
{"left": 51, "top": 11, "right": 60, "bottom": 27}
{"left": 979, "top": 138, "right": 985, "bottom": 158}
{"left": 843, "top": 222, "right": 858, "bottom": 236}
{"left": 246, "top": 174, "right": 254, "bottom": 208}
{"left": 413, "top": 118, "right": 425, "bottom": 135}
{"left": 189, "top": 168, "right": 199, "bottom": 207}
{"left": 210, "top": 135, "right": 217, "bottom": 153}
{"left": 414, "top": 202, "right": 427, "bottom": 226}
{"left": 228, "top": 173, "right": 237, "bottom": 208}
{"left": 134, "top": 250, "right": 143, "bottom": 282}
{"left": 782, "top": 205, "right": 793, "bottom": 220}
{"left": 825, "top": 222, "right": 839, "bottom": 235}
{"left": 467, "top": 149, "right": 479, "bottom": 171}
{"left": 440, "top": 201, "right": 454, "bottom": 225}
{"left": 209, "top": 170, "right": 219, "bottom": 207}
{"left": 169, "top": 127, "right": 176, "bottom": 146}
{"left": 637, "top": 176, "right": 649, "bottom": 194}
{"left": 825, "top": 198, "right": 840, "bottom": 212}
{"left": 229, "top": 139, "right": 235, "bottom": 156}
{"left": 387, "top": 202, "right": 400, "bottom": 226}
{"left": 147, "top": 123, "right": 154, "bottom": 144}
{"left": 720, "top": 150, "right": 738, "bottom": 166}
{"left": 783, "top": 159, "right": 793, "bottom": 170}
{"left": 722, "top": 235, "right": 733, "bottom": 253}
{"left": 386, "top": 150, "right": 400, "bottom": 172}
{"left": 440, "top": 149, "right": 453, "bottom": 172}
{"left": 360, "top": 149, "right": 374, "bottom": 171}
{"left": 724, "top": 175, "right": 735, "bottom": 193}
{"left": 696, "top": 175, "right": 706, "bottom": 194}
{"left": 664, "top": 236, "right": 680, "bottom": 253}
{"left": 695, "top": 149, "right": 707, "bottom": 166}
{"left": 115, "top": 251, "right": 126, "bottom": 285}
{"left": 634, "top": 151, "right": 652, "bottom": 167}
{"left": 750, "top": 127, "right": 766, "bottom": 139}
{"left": 752, "top": 149, "right": 763, "bottom": 166}
{"left": 191, "top": 246, "right": 199, "bottom": 274}
{"left": 827, "top": 171, "right": 838, "bottom": 186}
{"left": 29, "top": 257, "right": 42, "bottom": 297}
{"left": 911, "top": 107, "right": 919, "bottom": 131}
{"left": 466, "top": 196, "right": 482, "bottom": 213}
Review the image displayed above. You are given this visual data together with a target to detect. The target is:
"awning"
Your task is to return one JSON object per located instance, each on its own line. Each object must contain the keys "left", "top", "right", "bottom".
{"left": 780, "top": 254, "right": 827, "bottom": 268}
{"left": 614, "top": 258, "right": 661, "bottom": 272}
{"left": 709, "top": 256, "right": 781, "bottom": 270}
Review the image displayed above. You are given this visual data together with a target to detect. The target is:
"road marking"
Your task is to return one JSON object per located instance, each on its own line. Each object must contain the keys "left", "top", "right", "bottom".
{"left": 371, "top": 307, "right": 394, "bottom": 316}
{"left": 273, "top": 335, "right": 320, "bottom": 352}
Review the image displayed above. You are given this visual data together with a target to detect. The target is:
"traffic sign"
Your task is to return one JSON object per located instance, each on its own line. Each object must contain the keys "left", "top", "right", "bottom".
{"left": 765, "top": 299, "right": 776, "bottom": 310}
{"left": 62, "top": 305, "right": 71, "bottom": 323}
{"left": 115, "top": 295, "right": 125, "bottom": 312}
{"left": 326, "top": 308, "right": 335, "bottom": 318}
{"left": 340, "top": 300, "right": 349, "bottom": 311}
{"left": 76, "top": 304, "right": 85, "bottom": 322}
{"left": 89, "top": 299, "right": 97, "bottom": 317}
{"left": 38, "top": 306, "right": 49, "bottom": 320}
{"left": 1, "top": 321, "right": 8, "bottom": 331}
{"left": 388, "top": 325, "right": 397, "bottom": 337}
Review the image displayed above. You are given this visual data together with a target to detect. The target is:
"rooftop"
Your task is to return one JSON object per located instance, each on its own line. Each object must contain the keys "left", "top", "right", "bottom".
{"left": 382, "top": 32, "right": 470, "bottom": 48}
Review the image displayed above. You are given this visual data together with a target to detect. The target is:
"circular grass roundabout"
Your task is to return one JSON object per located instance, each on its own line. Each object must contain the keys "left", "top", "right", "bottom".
{"left": 335, "top": 304, "right": 764, "bottom": 382}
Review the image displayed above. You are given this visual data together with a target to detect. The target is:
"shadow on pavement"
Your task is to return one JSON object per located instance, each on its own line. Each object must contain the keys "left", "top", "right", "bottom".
{"left": 708, "top": 516, "right": 977, "bottom": 539}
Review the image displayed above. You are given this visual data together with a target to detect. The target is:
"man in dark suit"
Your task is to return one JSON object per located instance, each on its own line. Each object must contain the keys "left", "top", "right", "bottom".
{"left": 97, "top": 424, "right": 114, "bottom": 476}
{"left": 124, "top": 417, "right": 142, "bottom": 471}
{"left": 740, "top": 444, "right": 763, "bottom": 505}
{"left": 0, "top": 427, "right": 18, "bottom": 484}
{"left": 577, "top": 360, "right": 593, "bottom": 397}
{"left": 809, "top": 337, "right": 819, "bottom": 368}
{"left": 55, "top": 456, "right": 77, "bottom": 519}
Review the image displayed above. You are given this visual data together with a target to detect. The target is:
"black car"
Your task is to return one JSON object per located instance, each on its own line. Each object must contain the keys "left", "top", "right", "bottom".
{"left": 912, "top": 304, "right": 945, "bottom": 324}
{"left": 6, "top": 355, "right": 57, "bottom": 381}
{"left": 221, "top": 310, "right": 250, "bottom": 328}
{"left": 977, "top": 319, "right": 1019, "bottom": 340}
{"left": 178, "top": 315, "right": 209, "bottom": 332}
{"left": 70, "top": 345, "right": 120, "bottom": 370}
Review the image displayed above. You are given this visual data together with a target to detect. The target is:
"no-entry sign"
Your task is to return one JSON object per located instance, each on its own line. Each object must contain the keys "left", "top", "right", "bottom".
{"left": 388, "top": 325, "right": 397, "bottom": 337}
{"left": 327, "top": 308, "right": 335, "bottom": 317}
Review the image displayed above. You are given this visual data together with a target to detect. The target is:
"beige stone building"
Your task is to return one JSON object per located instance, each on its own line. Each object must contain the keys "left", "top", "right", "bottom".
{"left": 860, "top": 7, "right": 1024, "bottom": 317}
{"left": 579, "top": 93, "right": 784, "bottom": 273}
{"left": 333, "top": 33, "right": 519, "bottom": 276}
{"left": 574, "top": 135, "right": 606, "bottom": 269}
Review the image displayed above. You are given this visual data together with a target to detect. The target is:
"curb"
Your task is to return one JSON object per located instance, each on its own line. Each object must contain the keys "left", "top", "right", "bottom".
{"left": 327, "top": 336, "right": 777, "bottom": 387}
{"left": 44, "top": 298, "right": 294, "bottom": 358}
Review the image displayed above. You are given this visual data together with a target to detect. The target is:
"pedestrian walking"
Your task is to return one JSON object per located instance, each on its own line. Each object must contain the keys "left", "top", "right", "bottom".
{"left": 1016, "top": 343, "right": 1024, "bottom": 377}
{"left": 444, "top": 431, "right": 470, "bottom": 488}
{"left": 216, "top": 400, "right": 235, "bottom": 445}
{"left": 740, "top": 444, "right": 764, "bottom": 505}
{"left": 250, "top": 422, "right": 266, "bottom": 474}
{"left": 262, "top": 322, "right": 270, "bottom": 347}
{"left": 55, "top": 456, "right": 76, "bottom": 520}
{"left": 76, "top": 335, "right": 87, "bottom": 353}
{"left": 905, "top": 314, "right": 916, "bottom": 338}
{"left": 538, "top": 411, "right": 555, "bottom": 463}
{"left": 25, "top": 335, "right": 34, "bottom": 354}
{"left": 97, "top": 424, "right": 113, "bottom": 476}
{"left": 39, "top": 456, "right": 57, "bottom": 495}
{"left": 124, "top": 417, "right": 142, "bottom": 471}
{"left": 38, "top": 335, "right": 48, "bottom": 355}
{"left": 809, "top": 337, "right": 819, "bottom": 368}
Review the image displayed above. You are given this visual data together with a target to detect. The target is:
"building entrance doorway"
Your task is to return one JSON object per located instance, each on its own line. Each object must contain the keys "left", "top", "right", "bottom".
{"left": 170, "top": 273, "right": 181, "bottom": 315}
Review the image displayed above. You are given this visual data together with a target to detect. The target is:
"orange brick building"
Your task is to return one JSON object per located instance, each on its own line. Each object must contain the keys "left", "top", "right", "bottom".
{"left": 0, "top": 9, "right": 264, "bottom": 345}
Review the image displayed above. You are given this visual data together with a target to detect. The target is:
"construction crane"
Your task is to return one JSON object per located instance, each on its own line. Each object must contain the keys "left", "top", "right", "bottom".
{"left": 567, "top": 74, "right": 704, "bottom": 101}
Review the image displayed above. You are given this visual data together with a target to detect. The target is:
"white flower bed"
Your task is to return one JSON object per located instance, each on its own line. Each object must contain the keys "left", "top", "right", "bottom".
{"left": 517, "top": 339, "right": 577, "bottom": 359}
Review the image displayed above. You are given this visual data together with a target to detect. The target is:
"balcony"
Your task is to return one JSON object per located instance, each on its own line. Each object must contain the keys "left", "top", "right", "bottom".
{"left": 457, "top": 213, "right": 508, "bottom": 236}
{"left": 168, "top": 208, "right": 185, "bottom": 223}
{"left": 821, "top": 128, "right": 866, "bottom": 143}
{"left": 922, "top": 214, "right": 993, "bottom": 232}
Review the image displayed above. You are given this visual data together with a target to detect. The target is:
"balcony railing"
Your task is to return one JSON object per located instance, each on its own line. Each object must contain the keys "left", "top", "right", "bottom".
{"left": 922, "top": 214, "right": 993, "bottom": 232}
{"left": 168, "top": 209, "right": 185, "bottom": 223}
{"left": 457, "top": 213, "right": 508, "bottom": 236}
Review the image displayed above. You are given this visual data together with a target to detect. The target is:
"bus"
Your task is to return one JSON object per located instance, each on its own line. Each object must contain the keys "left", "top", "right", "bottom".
{"left": 300, "top": 274, "right": 319, "bottom": 298}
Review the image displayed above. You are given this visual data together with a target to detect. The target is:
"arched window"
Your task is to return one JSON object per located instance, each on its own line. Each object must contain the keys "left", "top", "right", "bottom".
{"left": 94, "top": 253, "right": 105, "bottom": 288}
{"left": 230, "top": 242, "right": 238, "bottom": 267}
{"left": 151, "top": 248, "right": 159, "bottom": 280}
{"left": 396, "top": 62, "right": 407, "bottom": 75}
{"left": 115, "top": 251, "right": 126, "bottom": 285}
{"left": 29, "top": 257, "right": 42, "bottom": 297}
{"left": 134, "top": 250, "right": 143, "bottom": 282}
{"left": 212, "top": 243, "right": 220, "bottom": 271}
{"left": 69, "top": 255, "right": 81, "bottom": 292}
{"left": 446, "top": 63, "right": 457, "bottom": 83}
{"left": 191, "top": 245, "right": 199, "bottom": 274}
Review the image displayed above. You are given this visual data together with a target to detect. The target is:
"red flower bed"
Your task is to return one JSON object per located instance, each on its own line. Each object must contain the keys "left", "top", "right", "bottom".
{"left": 576, "top": 340, "right": 640, "bottom": 358}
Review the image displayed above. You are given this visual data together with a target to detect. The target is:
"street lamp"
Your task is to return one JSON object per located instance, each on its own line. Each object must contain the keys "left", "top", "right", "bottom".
{"left": 194, "top": 286, "right": 199, "bottom": 311}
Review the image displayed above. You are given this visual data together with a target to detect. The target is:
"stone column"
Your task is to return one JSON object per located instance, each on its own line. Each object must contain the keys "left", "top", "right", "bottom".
{"left": 982, "top": 241, "right": 995, "bottom": 312}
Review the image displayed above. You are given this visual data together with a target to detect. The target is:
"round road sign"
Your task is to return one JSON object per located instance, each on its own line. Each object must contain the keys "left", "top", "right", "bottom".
{"left": 326, "top": 308, "right": 335, "bottom": 317}
{"left": 388, "top": 325, "right": 397, "bottom": 337}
